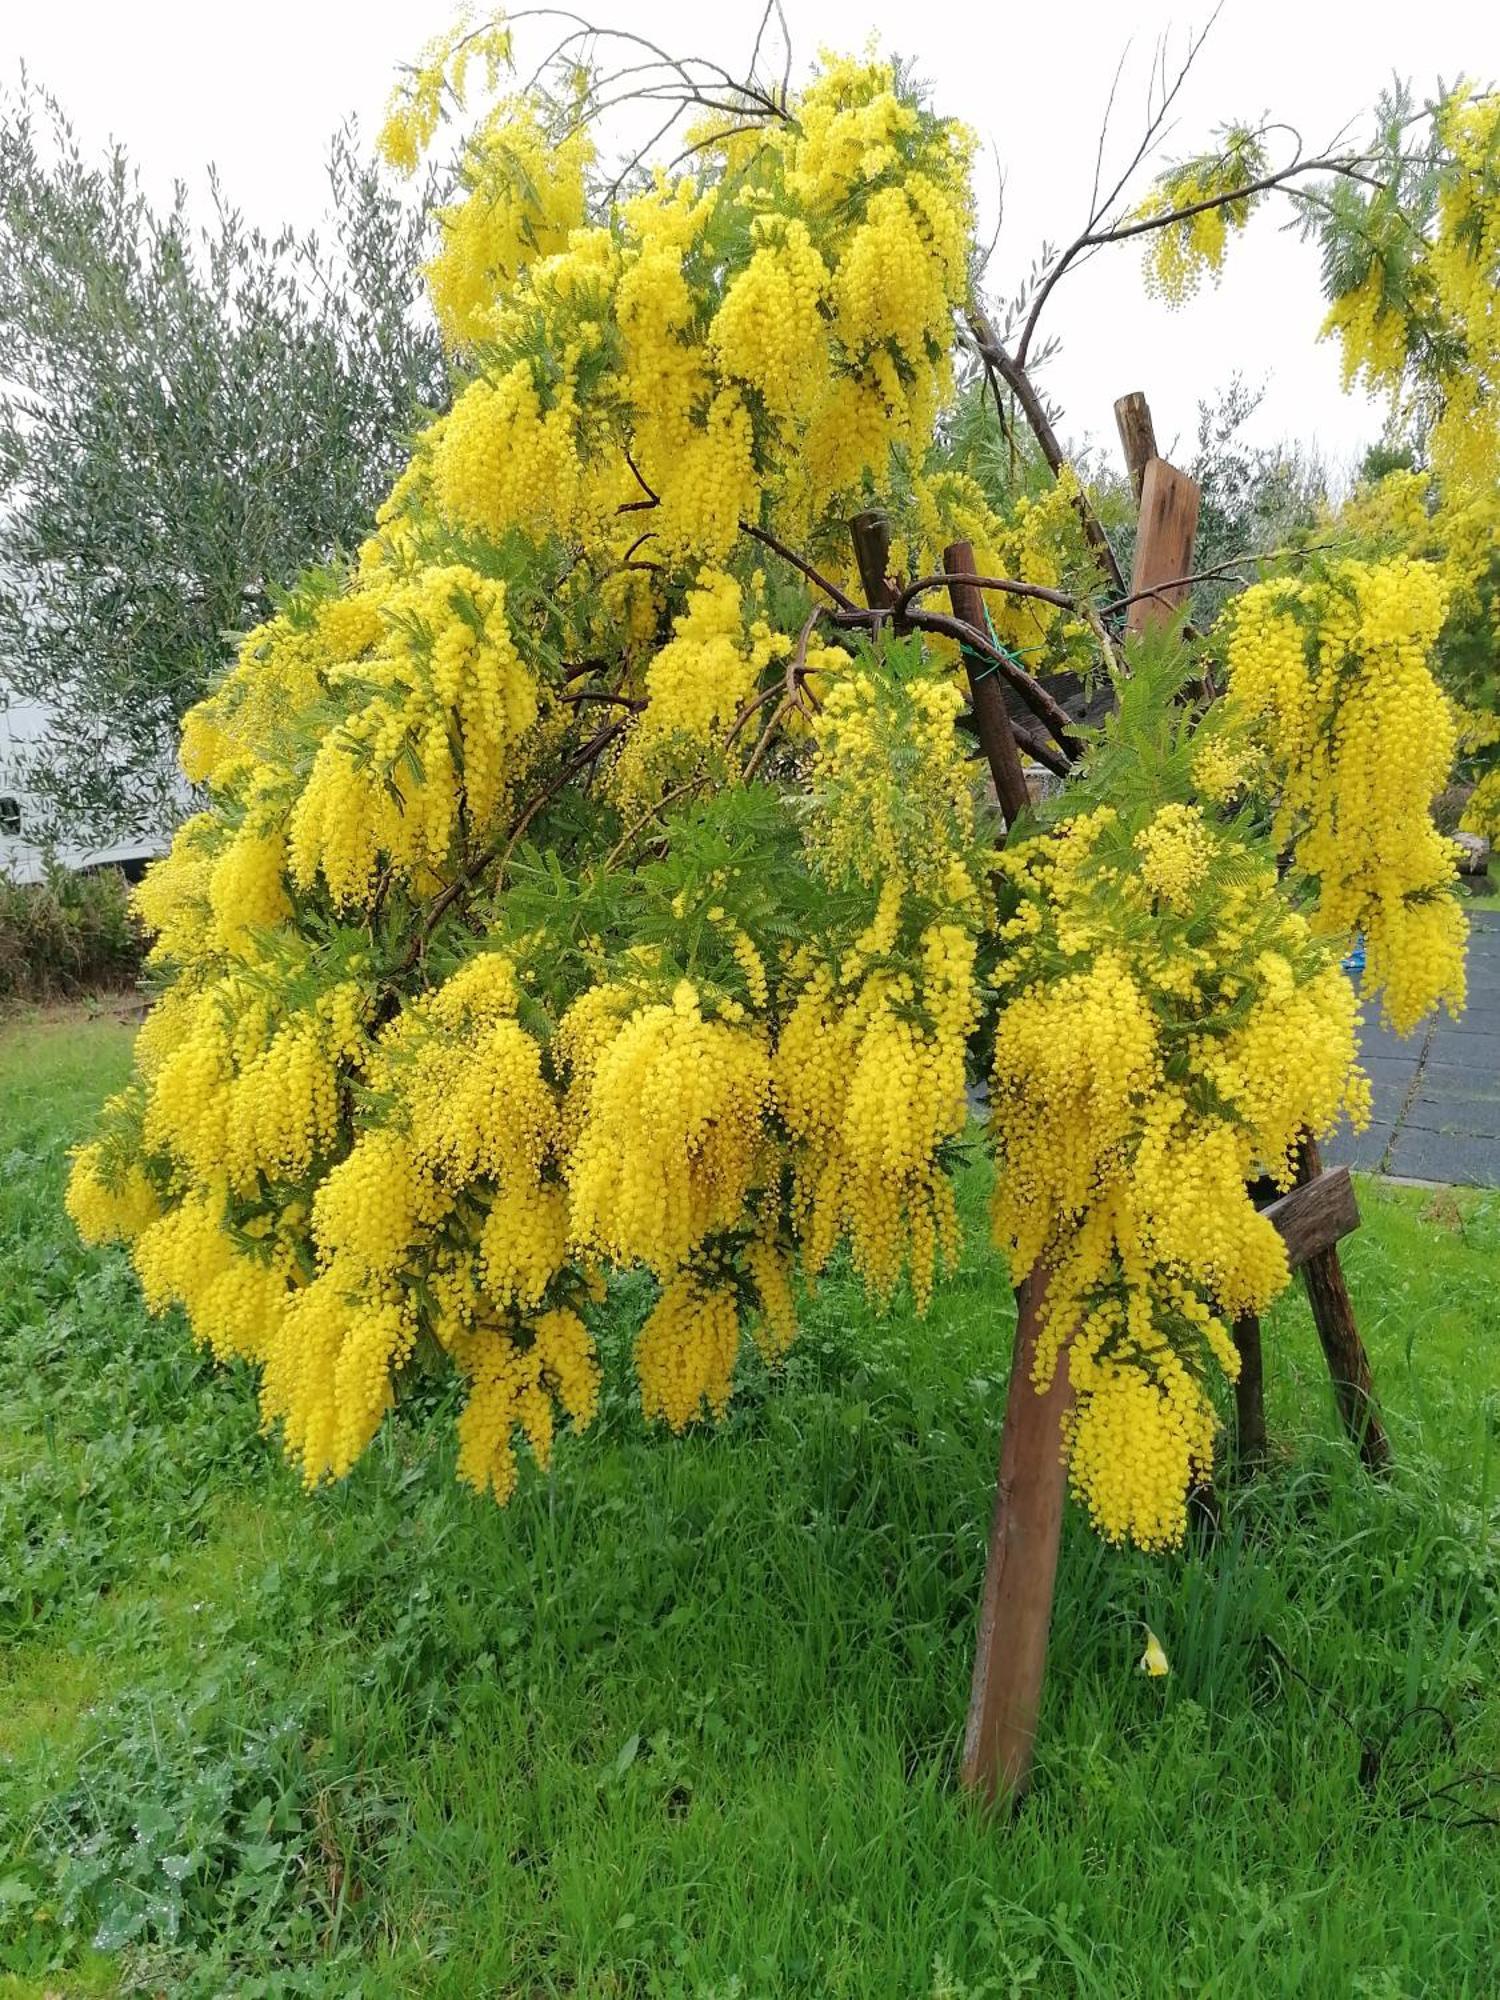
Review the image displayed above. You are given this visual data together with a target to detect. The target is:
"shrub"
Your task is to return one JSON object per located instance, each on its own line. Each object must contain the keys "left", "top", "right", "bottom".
{"left": 0, "top": 863, "right": 142, "bottom": 1003}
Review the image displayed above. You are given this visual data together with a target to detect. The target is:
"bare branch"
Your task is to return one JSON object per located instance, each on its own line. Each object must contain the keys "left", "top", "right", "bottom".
{"left": 965, "top": 313, "right": 1127, "bottom": 596}
{"left": 740, "top": 520, "right": 859, "bottom": 612}
{"left": 895, "top": 571, "right": 1077, "bottom": 621}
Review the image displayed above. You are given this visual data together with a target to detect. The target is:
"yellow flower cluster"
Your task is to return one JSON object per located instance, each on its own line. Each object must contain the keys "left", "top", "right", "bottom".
{"left": 810, "top": 652, "right": 978, "bottom": 890}
{"left": 1222, "top": 558, "right": 1467, "bottom": 1032}
{"left": 611, "top": 569, "right": 793, "bottom": 807}
{"left": 566, "top": 980, "right": 770, "bottom": 1276}
{"left": 427, "top": 109, "right": 593, "bottom": 348}
{"left": 776, "top": 927, "right": 973, "bottom": 1309}
{"left": 767, "top": 642, "right": 986, "bottom": 1308}
{"left": 455, "top": 1309, "right": 601, "bottom": 1502}
{"left": 1466, "top": 767, "right": 1500, "bottom": 841}
{"left": 1321, "top": 264, "right": 1411, "bottom": 397}
{"left": 990, "top": 800, "right": 1367, "bottom": 1549}
{"left": 65, "top": 1104, "right": 160, "bottom": 1244}
{"left": 1330, "top": 469, "right": 1500, "bottom": 845}
{"left": 377, "top": 15, "right": 515, "bottom": 176}
{"left": 376, "top": 43, "right": 974, "bottom": 582}
{"left": 288, "top": 565, "right": 541, "bottom": 906}
{"left": 1318, "top": 91, "right": 1499, "bottom": 499}
{"left": 711, "top": 218, "right": 831, "bottom": 422}
{"left": 1132, "top": 802, "right": 1213, "bottom": 911}
{"left": 1136, "top": 133, "right": 1268, "bottom": 305}
{"left": 635, "top": 1270, "right": 742, "bottom": 1432}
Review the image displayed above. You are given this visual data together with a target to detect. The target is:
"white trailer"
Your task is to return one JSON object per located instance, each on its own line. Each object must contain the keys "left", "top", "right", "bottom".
{"left": 0, "top": 695, "right": 175, "bottom": 884}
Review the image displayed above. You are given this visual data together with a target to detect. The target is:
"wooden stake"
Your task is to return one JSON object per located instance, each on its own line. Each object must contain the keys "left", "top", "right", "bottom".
{"left": 1114, "top": 391, "right": 1158, "bottom": 502}
{"left": 961, "top": 414, "right": 1208, "bottom": 1810}
{"left": 961, "top": 1272, "right": 1074, "bottom": 1808}
{"left": 1294, "top": 1138, "right": 1392, "bottom": 1471}
{"left": 1127, "top": 458, "right": 1201, "bottom": 636}
{"left": 1232, "top": 1314, "right": 1267, "bottom": 1473}
{"left": 850, "top": 510, "right": 898, "bottom": 611}
{"left": 944, "top": 538, "right": 1031, "bottom": 830}
{"left": 1262, "top": 1165, "right": 1360, "bottom": 1272}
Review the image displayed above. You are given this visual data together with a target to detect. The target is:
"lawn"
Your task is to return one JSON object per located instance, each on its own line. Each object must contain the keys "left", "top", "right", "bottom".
{"left": 1, "top": 1012, "right": 1498, "bottom": 1998}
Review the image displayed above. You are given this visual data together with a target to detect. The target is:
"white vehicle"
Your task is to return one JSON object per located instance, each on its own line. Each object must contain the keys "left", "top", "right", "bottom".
{"left": 0, "top": 695, "right": 177, "bottom": 885}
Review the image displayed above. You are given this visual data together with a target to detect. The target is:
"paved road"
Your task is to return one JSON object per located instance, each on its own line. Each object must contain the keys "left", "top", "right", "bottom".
{"left": 1323, "top": 909, "right": 1500, "bottom": 1187}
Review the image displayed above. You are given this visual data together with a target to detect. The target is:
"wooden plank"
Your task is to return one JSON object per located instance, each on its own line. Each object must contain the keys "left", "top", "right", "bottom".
{"left": 1114, "top": 391, "right": 1158, "bottom": 502}
{"left": 1262, "top": 1165, "right": 1360, "bottom": 1272}
{"left": 1126, "top": 459, "right": 1200, "bottom": 636}
{"left": 1294, "top": 1139, "right": 1392, "bottom": 1471}
{"left": 945, "top": 538, "right": 1031, "bottom": 831}
{"left": 961, "top": 1272, "right": 1074, "bottom": 1808}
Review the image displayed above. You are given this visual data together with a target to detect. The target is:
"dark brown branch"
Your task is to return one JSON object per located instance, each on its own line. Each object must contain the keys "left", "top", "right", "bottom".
{"left": 622, "top": 447, "right": 660, "bottom": 509}
{"left": 1016, "top": 3, "right": 1228, "bottom": 368}
{"left": 832, "top": 601, "right": 1081, "bottom": 754}
{"left": 556, "top": 688, "right": 646, "bottom": 711}
{"left": 895, "top": 571, "right": 1076, "bottom": 621}
{"left": 743, "top": 609, "right": 822, "bottom": 782}
{"left": 946, "top": 540, "right": 1030, "bottom": 829}
{"left": 1100, "top": 541, "right": 1348, "bottom": 615}
{"left": 740, "top": 520, "right": 859, "bottom": 613}
{"left": 396, "top": 714, "right": 630, "bottom": 975}
{"left": 1005, "top": 717, "right": 1072, "bottom": 778}
{"left": 493, "top": 10, "right": 795, "bottom": 132}
{"left": 1016, "top": 146, "right": 1389, "bottom": 368}
{"left": 965, "top": 314, "right": 1127, "bottom": 597}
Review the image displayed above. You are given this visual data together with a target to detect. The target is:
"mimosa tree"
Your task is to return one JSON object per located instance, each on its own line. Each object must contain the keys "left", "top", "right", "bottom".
{"left": 67, "top": 10, "right": 1494, "bottom": 1793}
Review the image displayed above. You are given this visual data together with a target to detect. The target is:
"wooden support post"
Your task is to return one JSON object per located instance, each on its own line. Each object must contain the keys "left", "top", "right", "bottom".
{"left": 961, "top": 1272, "right": 1074, "bottom": 1808}
{"left": 1114, "top": 391, "right": 1158, "bottom": 502}
{"left": 1127, "top": 458, "right": 1201, "bottom": 636}
{"left": 1294, "top": 1139, "right": 1392, "bottom": 1472}
{"left": 850, "top": 510, "right": 898, "bottom": 611}
{"left": 1232, "top": 1314, "right": 1267, "bottom": 1473}
{"left": 944, "top": 538, "right": 1031, "bottom": 831}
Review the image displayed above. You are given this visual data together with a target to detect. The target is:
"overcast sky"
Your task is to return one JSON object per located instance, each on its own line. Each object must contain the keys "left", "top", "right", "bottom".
{"left": 5, "top": 0, "right": 1497, "bottom": 479}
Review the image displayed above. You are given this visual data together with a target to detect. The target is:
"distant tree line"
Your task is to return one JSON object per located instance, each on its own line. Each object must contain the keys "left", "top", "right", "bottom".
{"left": 0, "top": 79, "right": 447, "bottom": 843}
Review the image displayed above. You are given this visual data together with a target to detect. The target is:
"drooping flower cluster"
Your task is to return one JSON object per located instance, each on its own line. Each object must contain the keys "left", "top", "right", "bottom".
{"left": 1222, "top": 557, "right": 1467, "bottom": 1033}
{"left": 1318, "top": 90, "right": 1500, "bottom": 497}
{"left": 1134, "top": 129, "right": 1269, "bottom": 304}
{"left": 378, "top": 42, "right": 976, "bottom": 581}
{"left": 1330, "top": 467, "right": 1500, "bottom": 843}
{"left": 989, "top": 781, "right": 1368, "bottom": 1549}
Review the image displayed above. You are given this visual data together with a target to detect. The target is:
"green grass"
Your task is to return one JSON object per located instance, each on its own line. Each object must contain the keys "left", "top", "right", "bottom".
{"left": 2, "top": 1017, "right": 1498, "bottom": 1998}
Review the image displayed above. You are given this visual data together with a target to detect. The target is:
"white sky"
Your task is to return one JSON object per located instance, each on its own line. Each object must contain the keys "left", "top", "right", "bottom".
{"left": 4, "top": 0, "right": 1498, "bottom": 477}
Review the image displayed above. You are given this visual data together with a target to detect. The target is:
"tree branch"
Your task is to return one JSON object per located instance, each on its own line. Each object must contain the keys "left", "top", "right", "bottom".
{"left": 965, "top": 313, "right": 1127, "bottom": 597}
{"left": 1016, "top": 146, "right": 1389, "bottom": 367}
{"left": 740, "top": 520, "right": 859, "bottom": 612}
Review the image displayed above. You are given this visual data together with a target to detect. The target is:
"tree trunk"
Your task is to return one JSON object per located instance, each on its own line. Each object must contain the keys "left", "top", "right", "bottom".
{"left": 961, "top": 1272, "right": 1074, "bottom": 1809}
